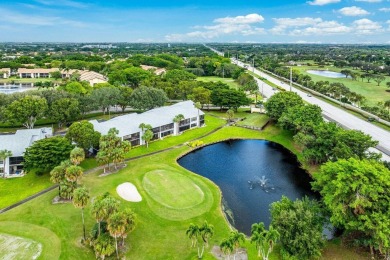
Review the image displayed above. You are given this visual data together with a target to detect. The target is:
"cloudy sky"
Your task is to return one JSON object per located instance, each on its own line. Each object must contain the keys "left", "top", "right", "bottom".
{"left": 0, "top": 0, "right": 389, "bottom": 43}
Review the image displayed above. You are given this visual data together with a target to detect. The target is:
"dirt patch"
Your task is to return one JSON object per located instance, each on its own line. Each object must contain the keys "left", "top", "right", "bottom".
{"left": 211, "top": 245, "right": 248, "bottom": 260}
{"left": 0, "top": 233, "right": 42, "bottom": 260}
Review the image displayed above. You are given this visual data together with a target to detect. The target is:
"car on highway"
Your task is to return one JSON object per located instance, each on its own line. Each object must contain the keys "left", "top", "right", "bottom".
{"left": 307, "top": 93, "right": 312, "bottom": 97}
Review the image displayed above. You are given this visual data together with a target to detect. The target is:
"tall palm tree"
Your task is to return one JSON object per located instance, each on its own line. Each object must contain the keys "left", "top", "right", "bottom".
{"left": 120, "top": 208, "right": 136, "bottom": 246}
{"left": 70, "top": 147, "right": 85, "bottom": 165}
{"left": 200, "top": 221, "right": 214, "bottom": 248}
{"left": 186, "top": 223, "right": 200, "bottom": 248}
{"left": 0, "top": 149, "right": 12, "bottom": 178}
{"left": 229, "top": 231, "right": 245, "bottom": 260}
{"left": 93, "top": 233, "right": 115, "bottom": 260}
{"left": 50, "top": 160, "right": 71, "bottom": 196}
{"left": 73, "top": 186, "right": 90, "bottom": 241}
{"left": 107, "top": 212, "right": 126, "bottom": 259}
{"left": 91, "top": 199, "right": 106, "bottom": 237}
{"left": 65, "top": 165, "right": 83, "bottom": 184}
{"left": 265, "top": 226, "right": 280, "bottom": 259}
{"left": 220, "top": 238, "right": 234, "bottom": 260}
{"left": 173, "top": 114, "right": 185, "bottom": 135}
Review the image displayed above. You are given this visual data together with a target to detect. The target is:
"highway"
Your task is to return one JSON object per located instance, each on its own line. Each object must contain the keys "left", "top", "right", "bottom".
{"left": 206, "top": 45, "right": 390, "bottom": 160}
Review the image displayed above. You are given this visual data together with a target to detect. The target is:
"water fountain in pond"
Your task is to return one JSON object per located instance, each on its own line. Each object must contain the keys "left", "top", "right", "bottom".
{"left": 247, "top": 175, "right": 275, "bottom": 192}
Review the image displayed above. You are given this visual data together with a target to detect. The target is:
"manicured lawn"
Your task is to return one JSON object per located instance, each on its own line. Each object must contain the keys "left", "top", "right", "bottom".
{"left": 295, "top": 65, "right": 390, "bottom": 106}
{"left": 125, "top": 114, "right": 226, "bottom": 158}
{"left": 197, "top": 76, "right": 241, "bottom": 89}
{"left": 0, "top": 222, "right": 61, "bottom": 260}
{"left": 0, "top": 173, "right": 52, "bottom": 209}
{"left": 236, "top": 113, "right": 269, "bottom": 127}
{"left": 0, "top": 124, "right": 365, "bottom": 259}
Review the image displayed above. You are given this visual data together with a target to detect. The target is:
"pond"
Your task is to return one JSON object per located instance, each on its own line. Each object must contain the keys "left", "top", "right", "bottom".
{"left": 307, "top": 70, "right": 348, "bottom": 78}
{"left": 0, "top": 84, "right": 35, "bottom": 94}
{"left": 178, "top": 139, "right": 317, "bottom": 235}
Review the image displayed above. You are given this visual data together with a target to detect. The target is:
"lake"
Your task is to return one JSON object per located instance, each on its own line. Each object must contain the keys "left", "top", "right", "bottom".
{"left": 307, "top": 70, "right": 348, "bottom": 78}
{"left": 178, "top": 139, "right": 317, "bottom": 235}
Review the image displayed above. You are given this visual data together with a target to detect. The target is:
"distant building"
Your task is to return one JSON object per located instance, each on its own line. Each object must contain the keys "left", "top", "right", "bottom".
{"left": 61, "top": 69, "right": 107, "bottom": 86}
{"left": 17, "top": 68, "right": 58, "bottom": 78}
{"left": 140, "top": 65, "right": 166, "bottom": 76}
{"left": 0, "top": 128, "right": 53, "bottom": 178}
{"left": 0, "top": 68, "right": 11, "bottom": 79}
{"left": 90, "top": 101, "right": 205, "bottom": 146}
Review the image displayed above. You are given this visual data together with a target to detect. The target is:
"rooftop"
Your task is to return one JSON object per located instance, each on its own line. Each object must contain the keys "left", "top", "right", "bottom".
{"left": 90, "top": 101, "right": 203, "bottom": 137}
{"left": 0, "top": 128, "right": 53, "bottom": 156}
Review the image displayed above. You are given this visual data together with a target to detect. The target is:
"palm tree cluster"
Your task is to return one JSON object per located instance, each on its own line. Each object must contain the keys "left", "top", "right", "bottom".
{"left": 50, "top": 147, "right": 85, "bottom": 200}
{"left": 96, "top": 128, "right": 131, "bottom": 173}
{"left": 90, "top": 192, "right": 136, "bottom": 259}
{"left": 219, "top": 231, "right": 245, "bottom": 260}
{"left": 250, "top": 222, "right": 280, "bottom": 260}
{"left": 186, "top": 221, "right": 214, "bottom": 259}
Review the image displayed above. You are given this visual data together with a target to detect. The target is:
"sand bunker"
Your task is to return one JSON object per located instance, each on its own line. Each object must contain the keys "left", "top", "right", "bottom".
{"left": 117, "top": 182, "right": 142, "bottom": 202}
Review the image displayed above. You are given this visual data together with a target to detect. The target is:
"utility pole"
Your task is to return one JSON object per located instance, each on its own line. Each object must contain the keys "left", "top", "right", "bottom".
{"left": 252, "top": 58, "right": 255, "bottom": 73}
{"left": 261, "top": 83, "right": 264, "bottom": 97}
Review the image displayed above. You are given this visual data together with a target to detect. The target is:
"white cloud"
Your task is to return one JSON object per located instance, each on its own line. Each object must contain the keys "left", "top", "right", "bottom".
{"left": 165, "top": 13, "right": 265, "bottom": 41}
{"left": 307, "top": 0, "right": 340, "bottom": 6}
{"left": 270, "top": 17, "right": 350, "bottom": 35}
{"left": 379, "top": 8, "right": 390, "bottom": 12}
{"left": 355, "top": 0, "right": 382, "bottom": 2}
{"left": 0, "top": 7, "right": 88, "bottom": 27}
{"left": 214, "top": 14, "right": 264, "bottom": 24}
{"left": 338, "top": 6, "right": 370, "bottom": 16}
{"left": 352, "top": 18, "right": 383, "bottom": 34}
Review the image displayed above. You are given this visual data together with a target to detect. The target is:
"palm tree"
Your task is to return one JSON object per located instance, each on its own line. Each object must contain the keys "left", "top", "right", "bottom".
{"left": 0, "top": 149, "right": 12, "bottom": 178}
{"left": 120, "top": 208, "right": 136, "bottom": 246}
{"left": 229, "top": 231, "right": 245, "bottom": 260}
{"left": 186, "top": 223, "right": 200, "bottom": 248}
{"left": 250, "top": 222, "right": 279, "bottom": 260}
{"left": 173, "top": 114, "right": 185, "bottom": 134}
{"left": 65, "top": 165, "right": 83, "bottom": 184}
{"left": 107, "top": 212, "right": 126, "bottom": 259}
{"left": 93, "top": 233, "right": 116, "bottom": 260}
{"left": 194, "top": 102, "right": 202, "bottom": 127}
{"left": 220, "top": 238, "right": 234, "bottom": 260}
{"left": 142, "top": 129, "right": 154, "bottom": 148}
{"left": 73, "top": 186, "right": 90, "bottom": 241}
{"left": 198, "top": 221, "right": 214, "bottom": 258}
{"left": 70, "top": 147, "right": 85, "bottom": 165}
{"left": 265, "top": 226, "right": 280, "bottom": 259}
{"left": 50, "top": 160, "right": 71, "bottom": 196}
{"left": 91, "top": 199, "right": 106, "bottom": 237}
{"left": 226, "top": 109, "right": 234, "bottom": 123}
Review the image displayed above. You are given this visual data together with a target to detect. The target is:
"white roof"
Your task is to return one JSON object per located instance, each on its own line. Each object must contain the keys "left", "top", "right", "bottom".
{"left": 90, "top": 101, "right": 204, "bottom": 137}
{"left": 0, "top": 128, "right": 53, "bottom": 156}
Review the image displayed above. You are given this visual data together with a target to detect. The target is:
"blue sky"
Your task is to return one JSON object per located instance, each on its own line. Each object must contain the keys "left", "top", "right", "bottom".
{"left": 0, "top": 0, "right": 389, "bottom": 43}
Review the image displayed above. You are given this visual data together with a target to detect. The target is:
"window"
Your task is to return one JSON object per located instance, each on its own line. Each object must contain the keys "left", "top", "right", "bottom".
{"left": 9, "top": 156, "right": 24, "bottom": 165}
{"left": 161, "top": 130, "right": 173, "bottom": 137}
{"left": 179, "top": 118, "right": 190, "bottom": 126}
{"left": 161, "top": 123, "right": 174, "bottom": 131}
{"left": 190, "top": 123, "right": 197, "bottom": 128}
{"left": 0, "top": 168, "right": 3, "bottom": 174}
{"left": 191, "top": 117, "right": 197, "bottom": 122}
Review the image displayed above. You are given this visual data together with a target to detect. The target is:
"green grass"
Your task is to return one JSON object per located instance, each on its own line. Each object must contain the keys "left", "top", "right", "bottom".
{"left": 0, "top": 222, "right": 61, "bottom": 260}
{"left": 294, "top": 65, "right": 390, "bottom": 106}
{"left": 0, "top": 124, "right": 365, "bottom": 259}
{"left": 125, "top": 114, "right": 226, "bottom": 158}
{"left": 0, "top": 233, "right": 42, "bottom": 259}
{"left": 237, "top": 113, "right": 269, "bottom": 127}
{"left": 143, "top": 169, "right": 205, "bottom": 209}
{"left": 0, "top": 172, "right": 52, "bottom": 209}
{"left": 197, "top": 76, "right": 241, "bottom": 89}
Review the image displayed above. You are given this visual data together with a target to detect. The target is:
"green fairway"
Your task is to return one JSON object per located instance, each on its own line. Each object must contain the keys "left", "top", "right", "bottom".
{"left": 197, "top": 76, "right": 241, "bottom": 89}
{"left": 143, "top": 169, "right": 204, "bottom": 209}
{"left": 294, "top": 65, "right": 390, "bottom": 106}
{"left": 237, "top": 113, "right": 269, "bottom": 127}
{"left": 0, "top": 221, "right": 61, "bottom": 260}
{"left": 0, "top": 233, "right": 42, "bottom": 259}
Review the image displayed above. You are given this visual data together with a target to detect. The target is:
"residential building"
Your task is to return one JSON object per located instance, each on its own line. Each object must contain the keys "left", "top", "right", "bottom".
{"left": 90, "top": 101, "right": 205, "bottom": 146}
{"left": 17, "top": 68, "right": 58, "bottom": 78}
{"left": 0, "top": 128, "right": 53, "bottom": 178}
{"left": 140, "top": 65, "right": 166, "bottom": 76}
{"left": 0, "top": 68, "right": 11, "bottom": 79}
{"left": 61, "top": 69, "right": 107, "bottom": 86}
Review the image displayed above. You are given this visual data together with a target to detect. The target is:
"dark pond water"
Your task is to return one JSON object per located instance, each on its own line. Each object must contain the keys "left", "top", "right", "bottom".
{"left": 178, "top": 139, "right": 318, "bottom": 235}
